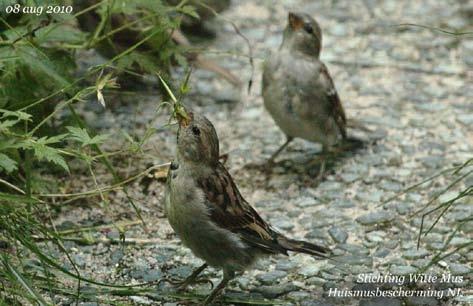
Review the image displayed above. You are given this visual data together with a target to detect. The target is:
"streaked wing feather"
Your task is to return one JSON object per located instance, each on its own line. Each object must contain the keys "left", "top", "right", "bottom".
{"left": 197, "top": 163, "right": 286, "bottom": 254}
{"left": 320, "top": 63, "right": 347, "bottom": 138}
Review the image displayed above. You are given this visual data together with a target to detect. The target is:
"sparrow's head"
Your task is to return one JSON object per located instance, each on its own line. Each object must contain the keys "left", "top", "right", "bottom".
{"left": 176, "top": 109, "right": 220, "bottom": 165}
{"left": 282, "top": 12, "right": 322, "bottom": 58}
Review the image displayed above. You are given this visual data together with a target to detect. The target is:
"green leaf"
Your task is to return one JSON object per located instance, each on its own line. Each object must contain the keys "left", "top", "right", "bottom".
{"left": 17, "top": 45, "right": 71, "bottom": 88}
{"left": 180, "top": 5, "right": 200, "bottom": 19}
{"left": 66, "top": 126, "right": 109, "bottom": 146}
{"left": 22, "top": 136, "right": 69, "bottom": 172}
{"left": 0, "top": 109, "right": 32, "bottom": 121}
{"left": 0, "top": 119, "right": 18, "bottom": 132}
{"left": 40, "top": 134, "right": 67, "bottom": 145}
{"left": 0, "top": 153, "right": 17, "bottom": 173}
{"left": 66, "top": 126, "right": 91, "bottom": 144}
{"left": 32, "top": 143, "right": 69, "bottom": 172}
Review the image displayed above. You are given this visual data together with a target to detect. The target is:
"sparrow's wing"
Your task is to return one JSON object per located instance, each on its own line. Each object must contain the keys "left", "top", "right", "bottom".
{"left": 318, "top": 63, "right": 347, "bottom": 139}
{"left": 197, "top": 163, "right": 287, "bottom": 255}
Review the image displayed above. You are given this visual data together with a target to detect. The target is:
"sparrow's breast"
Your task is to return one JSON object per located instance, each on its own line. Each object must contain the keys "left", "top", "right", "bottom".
{"left": 263, "top": 52, "right": 339, "bottom": 145}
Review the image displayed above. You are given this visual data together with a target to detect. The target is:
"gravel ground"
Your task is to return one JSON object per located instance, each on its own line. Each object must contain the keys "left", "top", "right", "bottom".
{"left": 50, "top": 0, "right": 472, "bottom": 305}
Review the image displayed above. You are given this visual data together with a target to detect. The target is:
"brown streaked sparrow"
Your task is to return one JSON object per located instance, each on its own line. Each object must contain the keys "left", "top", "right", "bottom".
{"left": 262, "top": 12, "right": 347, "bottom": 170}
{"left": 164, "top": 110, "right": 330, "bottom": 305}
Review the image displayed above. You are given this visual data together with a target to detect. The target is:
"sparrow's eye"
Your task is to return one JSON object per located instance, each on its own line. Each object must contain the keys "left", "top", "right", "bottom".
{"left": 304, "top": 23, "right": 314, "bottom": 34}
{"left": 191, "top": 126, "right": 201, "bottom": 136}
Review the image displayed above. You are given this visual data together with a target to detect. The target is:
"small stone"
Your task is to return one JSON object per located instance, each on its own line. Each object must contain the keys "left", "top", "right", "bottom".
{"left": 106, "top": 229, "right": 121, "bottom": 240}
{"left": 296, "top": 197, "right": 320, "bottom": 207}
{"left": 449, "top": 263, "right": 471, "bottom": 275}
{"left": 276, "top": 260, "right": 298, "bottom": 271}
{"left": 380, "top": 181, "right": 402, "bottom": 192}
{"left": 299, "top": 264, "right": 321, "bottom": 277}
{"left": 73, "top": 254, "right": 87, "bottom": 268}
{"left": 130, "top": 296, "right": 152, "bottom": 305}
{"left": 270, "top": 216, "right": 294, "bottom": 231}
{"left": 405, "top": 297, "right": 440, "bottom": 306}
{"left": 356, "top": 211, "right": 394, "bottom": 225}
{"left": 373, "top": 247, "right": 390, "bottom": 258}
{"left": 403, "top": 248, "right": 430, "bottom": 260}
{"left": 366, "top": 231, "right": 386, "bottom": 243}
{"left": 328, "top": 227, "right": 348, "bottom": 243}
{"left": 359, "top": 297, "right": 402, "bottom": 306}
{"left": 110, "top": 249, "right": 124, "bottom": 265}
{"left": 336, "top": 255, "right": 373, "bottom": 266}
{"left": 253, "top": 283, "right": 298, "bottom": 299}
{"left": 395, "top": 203, "right": 413, "bottom": 215}
{"left": 390, "top": 265, "right": 417, "bottom": 275}
{"left": 167, "top": 265, "right": 192, "bottom": 279}
{"left": 457, "top": 114, "right": 473, "bottom": 126}
{"left": 307, "top": 276, "right": 327, "bottom": 286}
{"left": 418, "top": 156, "right": 444, "bottom": 169}
{"left": 411, "top": 259, "right": 430, "bottom": 269}
{"left": 256, "top": 270, "right": 287, "bottom": 285}
{"left": 287, "top": 290, "right": 311, "bottom": 301}
{"left": 340, "top": 173, "right": 359, "bottom": 183}
{"left": 338, "top": 244, "right": 370, "bottom": 255}
{"left": 143, "top": 268, "right": 163, "bottom": 282}
{"left": 356, "top": 191, "right": 383, "bottom": 203}
{"left": 450, "top": 237, "right": 471, "bottom": 246}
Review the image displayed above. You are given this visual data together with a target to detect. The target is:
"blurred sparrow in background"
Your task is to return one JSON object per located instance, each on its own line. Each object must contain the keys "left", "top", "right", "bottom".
{"left": 164, "top": 109, "right": 330, "bottom": 305}
{"left": 262, "top": 12, "right": 347, "bottom": 174}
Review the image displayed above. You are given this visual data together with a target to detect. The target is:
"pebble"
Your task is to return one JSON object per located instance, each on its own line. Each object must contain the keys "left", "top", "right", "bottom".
{"left": 253, "top": 283, "right": 298, "bottom": 299}
{"left": 256, "top": 270, "right": 288, "bottom": 285}
{"left": 296, "top": 197, "right": 320, "bottom": 207}
{"left": 359, "top": 297, "right": 402, "bottom": 306}
{"left": 449, "top": 263, "right": 471, "bottom": 275}
{"left": 403, "top": 248, "right": 430, "bottom": 260}
{"left": 328, "top": 227, "right": 348, "bottom": 243}
{"left": 405, "top": 297, "right": 440, "bottom": 306}
{"left": 276, "top": 260, "right": 298, "bottom": 271}
{"left": 390, "top": 265, "right": 417, "bottom": 275}
{"left": 298, "top": 264, "right": 321, "bottom": 278}
{"left": 366, "top": 231, "right": 386, "bottom": 243}
{"left": 457, "top": 114, "right": 473, "bottom": 126}
{"left": 356, "top": 211, "right": 394, "bottom": 225}
{"left": 110, "top": 249, "right": 124, "bottom": 265}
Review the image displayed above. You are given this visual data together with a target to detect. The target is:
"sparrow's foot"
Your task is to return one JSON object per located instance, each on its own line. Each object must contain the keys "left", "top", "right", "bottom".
{"left": 307, "top": 154, "right": 328, "bottom": 182}
{"left": 203, "top": 271, "right": 234, "bottom": 305}
{"left": 177, "top": 263, "right": 209, "bottom": 291}
{"left": 316, "top": 159, "right": 326, "bottom": 182}
{"left": 267, "top": 137, "right": 293, "bottom": 165}
{"left": 158, "top": 264, "right": 209, "bottom": 291}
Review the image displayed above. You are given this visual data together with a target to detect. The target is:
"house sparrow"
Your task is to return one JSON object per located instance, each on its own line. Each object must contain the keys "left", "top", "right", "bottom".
{"left": 164, "top": 110, "right": 330, "bottom": 305}
{"left": 262, "top": 12, "right": 347, "bottom": 169}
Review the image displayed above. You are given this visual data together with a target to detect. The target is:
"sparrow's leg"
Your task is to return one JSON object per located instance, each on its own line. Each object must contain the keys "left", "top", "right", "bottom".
{"left": 177, "top": 263, "right": 209, "bottom": 291}
{"left": 203, "top": 270, "right": 235, "bottom": 305}
{"left": 316, "top": 158, "right": 326, "bottom": 182}
{"left": 268, "top": 136, "right": 293, "bottom": 164}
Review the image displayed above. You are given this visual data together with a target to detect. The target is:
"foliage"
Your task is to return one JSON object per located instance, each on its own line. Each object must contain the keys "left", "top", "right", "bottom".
{"left": 0, "top": 0, "right": 197, "bottom": 303}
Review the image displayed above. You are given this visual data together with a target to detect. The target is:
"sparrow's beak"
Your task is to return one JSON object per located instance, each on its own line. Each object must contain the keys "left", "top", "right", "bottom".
{"left": 175, "top": 106, "right": 190, "bottom": 127}
{"left": 288, "top": 12, "right": 304, "bottom": 31}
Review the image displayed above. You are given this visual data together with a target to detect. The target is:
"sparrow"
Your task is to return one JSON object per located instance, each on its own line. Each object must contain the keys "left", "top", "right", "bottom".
{"left": 262, "top": 12, "right": 347, "bottom": 169}
{"left": 164, "top": 109, "right": 330, "bottom": 305}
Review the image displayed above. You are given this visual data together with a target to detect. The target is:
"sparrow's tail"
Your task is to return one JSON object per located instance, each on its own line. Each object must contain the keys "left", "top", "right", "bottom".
{"left": 277, "top": 235, "right": 331, "bottom": 258}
